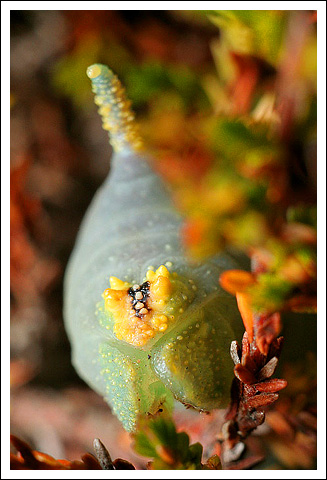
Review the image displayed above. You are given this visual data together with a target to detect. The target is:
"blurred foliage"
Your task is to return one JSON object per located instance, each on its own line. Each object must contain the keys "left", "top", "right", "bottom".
{"left": 51, "top": 10, "right": 317, "bottom": 316}
{"left": 194, "top": 12, "right": 316, "bottom": 316}
{"left": 51, "top": 12, "right": 210, "bottom": 112}
{"left": 205, "top": 10, "right": 287, "bottom": 64}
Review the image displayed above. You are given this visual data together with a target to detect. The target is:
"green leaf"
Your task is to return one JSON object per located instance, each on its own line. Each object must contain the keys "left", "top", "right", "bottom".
{"left": 133, "top": 431, "right": 158, "bottom": 459}
{"left": 132, "top": 416, "right": 206, "bottom": 469}
{"left": 151, "top": 458, "right": 174, "bottom": 470}
{"left": 176, "top": 432, "right": 190, "bottom": 462}
{"left": 150, "top": 417, "right": 178, "bottom": 447}
{"left": 187, "top": 442, "right": 203, "bottom": 465}
{"left": 250, "top": 273, "right": 294, "bottom": 312}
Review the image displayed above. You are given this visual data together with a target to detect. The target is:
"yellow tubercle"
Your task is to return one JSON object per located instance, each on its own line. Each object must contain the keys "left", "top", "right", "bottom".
{"left": 146, "top": 265, "right": 169, "bottom": 281}
{"left": 102, "top": 265, "right": 175, "bottom": 347}
{"left": 103, "top": 288, "right": 125, "bottom": 306}
{"left": 151, "top": 276, "right": 171, "bottom": 302}
{"left": 145, "top": 270, "right": 155, "bottom": 282}
{"left": 109, "top": 277, "right": 130, "bottom": 290}
{"left": 156, "top": 265, "right": 170, "bottom": 277}
{"left": 86, "top": 65, "right": 102, "bottom": 79}
{"left": 98, "top": 105, "right": 112, "bottom": 116}
{"left": 151, "top": 314, "right": 168, "bottom": 332}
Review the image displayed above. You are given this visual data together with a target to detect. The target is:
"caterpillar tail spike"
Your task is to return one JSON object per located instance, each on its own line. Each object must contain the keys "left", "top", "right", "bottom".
{"left": 86, "top": 63, "right": 143, "bottom": 153}
{"left": 63, "top": 64, "right": 244, "bottom": 432}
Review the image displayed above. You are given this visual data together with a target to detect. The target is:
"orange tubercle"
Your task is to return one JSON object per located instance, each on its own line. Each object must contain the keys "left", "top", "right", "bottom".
{"left": 102, "top": 265, "right": 174, "bottom": 347}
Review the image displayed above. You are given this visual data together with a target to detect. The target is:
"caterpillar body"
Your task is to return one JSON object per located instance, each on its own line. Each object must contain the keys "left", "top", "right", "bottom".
{"left": 64, "top": 64, "right": 243, "bottom": 432}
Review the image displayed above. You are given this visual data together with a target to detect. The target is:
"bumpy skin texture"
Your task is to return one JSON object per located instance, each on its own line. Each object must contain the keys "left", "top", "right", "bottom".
{"left": 64, "top": 65, "right": 243, "bottom": 431}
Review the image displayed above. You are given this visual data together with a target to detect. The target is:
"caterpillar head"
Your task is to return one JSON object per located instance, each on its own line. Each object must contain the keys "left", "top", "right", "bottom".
{"left": 96, "top": 263, "right": 236, "bottom": 429}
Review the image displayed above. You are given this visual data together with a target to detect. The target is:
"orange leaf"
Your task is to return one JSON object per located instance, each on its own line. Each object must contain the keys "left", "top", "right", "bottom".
{"left": 244, "top": 393, "right": 279, "bottom": 409}
{"left": 236, "top": 293, "right": 254, "bottom": 342}
{"left": 255, "top": 313, "right": 281, "bottom": 356}
{"left": 234, "top": 364, "right": 257, "bottom": 385}
{"left": 220, "top": 270, "right": 255, "bottom": 295}
{"left": 255, "top": 378, "right": 287, "bottom": 393}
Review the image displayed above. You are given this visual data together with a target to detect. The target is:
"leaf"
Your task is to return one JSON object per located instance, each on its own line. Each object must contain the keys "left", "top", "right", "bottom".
{"left": 236, "top": 293, "right": 254, "bottom": 342}
{"left": 93, "top": 438, "right": 114, "bottom": 469}
{"left": 133, "top": 431, "right": 159, "bottom": 459}
{"left": 10, "top": 435, "right": 102, "bottom": 470}
{"left": 250, "top": 274, "right": 294, "bottom": 313}
{"left": 255, "top": 313, "right": 282, "bottom": 355}
{"left": 219, "top": 269, "right": 255, "bottom": 295}
{"left": 241, "top": 352, "right": 258, "bottom": 372}
{"left": 204, "top": 454, "right": 222, "bottom": 470}
{"left": 234, "top": 364, "right": 257, "bottom": 385}
{"left": 150, "top": 417, "right": 178, "bottom": 448}
{"left": 244, "top": 393, "right": 279, "bottom": 409}
{"left": 257, "top": 356, "right": 278, "bottom": 380}
{"left": 112, "top": 458, "right": 136, "bottom": 470}
{"left": 187, "top": 442, "right": 203, "bottom": 466}
{"left": 132, "top": 416, "right": 205, "bottom": 469}
{"left": 230, "top": 340, "right": 241, "bottom": 365}
{"left": 80, "top": 454, "right": 103, "bottom": 470}
{"left": 176, "top": 431, "right": 191, "bottom": 463}
{"left": 255, "top": 378, "right": 287, "bottom": 393}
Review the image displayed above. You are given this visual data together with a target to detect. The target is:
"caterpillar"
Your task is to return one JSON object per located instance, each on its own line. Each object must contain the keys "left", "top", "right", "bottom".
{"left": 64, "top": 64, "right": 243, "bottom": 432}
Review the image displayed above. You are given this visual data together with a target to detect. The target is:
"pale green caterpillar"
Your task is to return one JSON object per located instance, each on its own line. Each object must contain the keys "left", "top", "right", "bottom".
{"left": 64, "top": 64, "right": 243, "bottom": 432}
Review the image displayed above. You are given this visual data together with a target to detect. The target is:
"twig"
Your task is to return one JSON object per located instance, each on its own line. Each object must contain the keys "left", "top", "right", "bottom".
{"left": 221, "top": 332, "right": 287, "bottom": 467}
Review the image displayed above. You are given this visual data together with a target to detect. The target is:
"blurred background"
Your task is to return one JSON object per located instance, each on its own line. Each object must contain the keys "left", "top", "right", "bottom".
{"left": 10, "top": 10, "right": 317, "bottom": 469}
